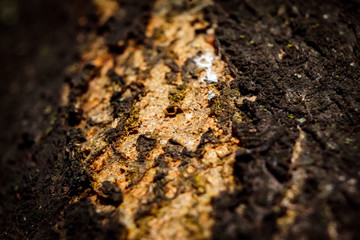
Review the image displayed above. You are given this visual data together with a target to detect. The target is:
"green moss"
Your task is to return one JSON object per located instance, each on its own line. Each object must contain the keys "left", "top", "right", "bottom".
{"left": 312, "top": 23, "right": 320, "bottom": 29}
{"left": 232, "top": 111, "right": 243, "bottom": 124}
{"left": 247, "top": 40, "right": 255, "bottom": 45}
{"left": 168, "top": 85, "right": 187, "bottom": 106}
{"left": 124, "top": 108, "right": 140, "bottom": 133}
{"left": 43, "top": 113, "right": 58, "bottom": 137}
{"left": 182, "top": 215, "right": 207, "bottom": 240}
{"left": 192, "top": 174, "right": 206, "bottom": 194}
{"left": 294, "top": 73, "right": 302, "bottom": 79}
{"left": 210, "top": 98, "right": 223, "bottom": 116}
{"left": 210, "top": 88, "right": 239, "bottom": 117}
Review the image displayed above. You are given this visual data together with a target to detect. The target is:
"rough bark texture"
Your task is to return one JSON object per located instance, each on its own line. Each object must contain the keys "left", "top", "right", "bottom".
{"left": 1, "top": 0, "right": 359, "bottom": 239}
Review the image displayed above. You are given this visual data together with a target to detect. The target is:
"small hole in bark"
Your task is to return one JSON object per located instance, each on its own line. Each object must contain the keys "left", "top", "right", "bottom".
{"left": 164, "top": 106, "right": 183, "bottom": 117}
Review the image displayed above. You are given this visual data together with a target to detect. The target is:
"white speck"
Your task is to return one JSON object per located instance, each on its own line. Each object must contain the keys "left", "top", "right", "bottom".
{"left": 207, "top": 91, "right": 216, "bottom": 100}
{"left": 296, "top": 118, "right": 306, "bottom": 123}
{"left": 325, "top": 184, "right": 334, "bottom": 192}
{"left": 349, "top": 186, "right": 356, "bottom": 193}
{"left": 348, "top": 178, "right": 357, "bottom": 185}
{"left": 205, "top": 70, "right": 218, "bottom": 83}
{"left": 194, "top": 52, "right": 218, "bottom": 83}
{"left": 338, "top": 175, "right": 346, "bottom": 181}
{"left": 194, "top": 52, "right": 213, "bottom": 68}
{"left": 294, "top": 73, "right": 302, "bottom": 79}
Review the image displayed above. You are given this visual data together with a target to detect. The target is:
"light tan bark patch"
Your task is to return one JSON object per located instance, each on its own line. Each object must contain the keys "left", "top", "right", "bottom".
{"left": 63, "top": 0, "right": 241, "bottom": 239}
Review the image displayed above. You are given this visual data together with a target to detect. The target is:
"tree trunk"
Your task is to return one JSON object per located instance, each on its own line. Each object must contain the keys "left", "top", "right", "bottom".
{"left": 1, "top": 0, "right": 360, "bottom": 239}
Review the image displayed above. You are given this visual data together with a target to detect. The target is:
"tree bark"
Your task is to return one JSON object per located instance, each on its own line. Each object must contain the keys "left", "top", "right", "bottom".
{"left": 1, "top": 0, "right": 360, "bottom": 239}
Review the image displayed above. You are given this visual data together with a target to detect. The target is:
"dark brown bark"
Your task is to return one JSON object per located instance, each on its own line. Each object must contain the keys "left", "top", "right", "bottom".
{"left": 1, "top": 0, "right": 360, "bottom": 239}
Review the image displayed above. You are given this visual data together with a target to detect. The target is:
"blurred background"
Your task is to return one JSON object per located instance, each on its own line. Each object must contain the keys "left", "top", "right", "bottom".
{"left": 0, "top": 0, "right": 93, "bottom": 168}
